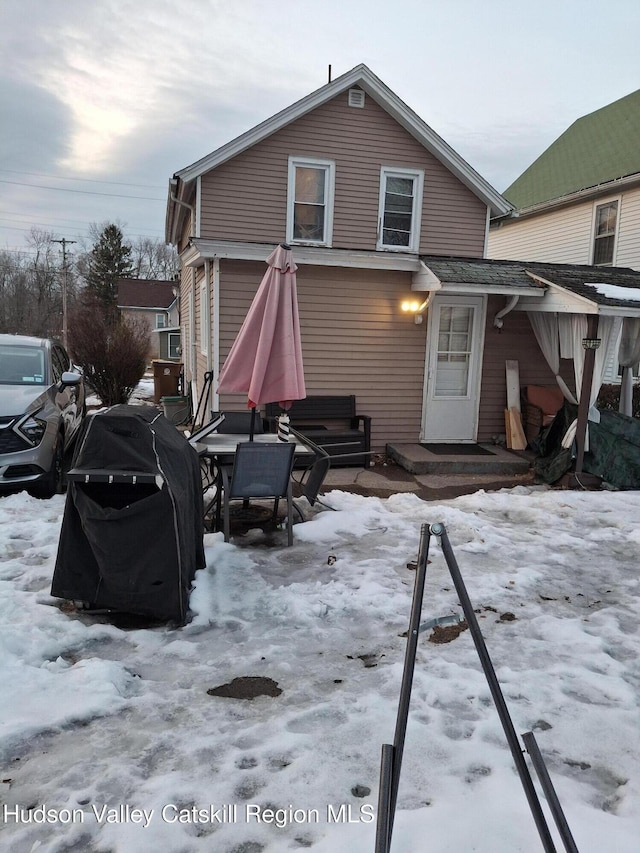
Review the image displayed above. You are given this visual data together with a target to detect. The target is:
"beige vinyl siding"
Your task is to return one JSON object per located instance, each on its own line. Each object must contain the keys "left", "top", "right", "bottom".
{"left": 201, "top": 92, "right": 486, "bottom": 257}
{"left": 218, "top": 260, "right": 426, "bottom": 451}
{"left": 476, "top": 298, "right": 575, "bottom": 441}
{"left": 488, "top": 204, "right": 593, "bottom": 264}
{"left": 489, "top": 185, "right": 640, "bottom": 271}
{"left": 615, "top": 186, "right": 640, "bottom": 269}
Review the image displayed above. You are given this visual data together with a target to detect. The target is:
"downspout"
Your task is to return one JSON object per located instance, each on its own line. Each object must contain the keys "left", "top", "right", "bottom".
{"left": 212, "top": 256, "right": 221, "bottom": 412}
{"left": 204, "top": 259, "right": 212, "bottom": 373}
{"left": 190, "top": 267, "right": 197, "bottom": 390}
{"left": 493, "top": 295, "right": 520, "bottom": 329}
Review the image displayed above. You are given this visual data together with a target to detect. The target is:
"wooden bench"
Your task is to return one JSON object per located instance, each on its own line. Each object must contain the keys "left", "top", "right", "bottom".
{"left": 265, "top": 396, "right": 372, "bottom": 467}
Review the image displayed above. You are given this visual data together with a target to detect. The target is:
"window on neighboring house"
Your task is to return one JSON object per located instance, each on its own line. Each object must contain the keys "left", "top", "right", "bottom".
{"left": 287, "top": 157, "right": 335, "bottom": 246}
{"left": 592, "top": 200, "right": 618, "bottom": 266}
{"left": 168, "top": 332, "right": 181, "bottom": 360}
{"left": 156, "top": 313, "right": 166, "bottom": 329}
{"left": 378, "top": 167, "right": 424, "bottom": 252}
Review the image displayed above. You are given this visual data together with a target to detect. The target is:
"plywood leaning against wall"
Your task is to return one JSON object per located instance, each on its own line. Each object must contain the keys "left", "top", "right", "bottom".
{"left": 504, "top": 360, "right": 527, "bottom": 451}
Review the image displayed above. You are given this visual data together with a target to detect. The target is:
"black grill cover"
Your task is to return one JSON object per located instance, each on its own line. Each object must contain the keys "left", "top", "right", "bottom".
{"left": 51, "top": 406, "right": 205, "bottom": 623}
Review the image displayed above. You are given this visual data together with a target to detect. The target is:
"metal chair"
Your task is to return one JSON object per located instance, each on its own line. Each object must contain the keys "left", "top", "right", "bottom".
{"left": 218, "top": 441, "right": 296, "bottom": 545}
{"left": 289, "top": 428, "right": 332, "bottom": 519}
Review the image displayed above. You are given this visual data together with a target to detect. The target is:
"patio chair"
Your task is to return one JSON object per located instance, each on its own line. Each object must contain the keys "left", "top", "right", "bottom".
{"left": 218, "top": 441, "right": 296, "bottom": 545}
{"left": 290, "top": 428, "right": 332, "bottom": 520}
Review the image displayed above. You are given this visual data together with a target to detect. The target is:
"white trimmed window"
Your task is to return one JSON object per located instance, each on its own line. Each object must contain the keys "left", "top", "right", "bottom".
{"left": 168, "top": 332, "right": 181, "bottom": 359}
{"left": 377, "top": 167, "right": 424, "bottom": 252}
{"left": 592, "top": 199, "right": 619, "bottom": 266}
{"left": 286, "top": 156, "right": 335, "bottom": 246}
{"left": 156, "top": 313, "right": 166, "bottom": 329}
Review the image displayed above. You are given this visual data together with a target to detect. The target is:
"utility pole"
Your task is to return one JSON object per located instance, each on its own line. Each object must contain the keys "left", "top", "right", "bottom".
{"left": 53, "top": 238, "right": 76, "bottom": 351}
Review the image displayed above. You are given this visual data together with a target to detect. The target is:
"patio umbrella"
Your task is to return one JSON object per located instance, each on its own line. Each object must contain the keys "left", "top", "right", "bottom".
{"left": 217, "top": 243, "right": 306, "bottom": 437}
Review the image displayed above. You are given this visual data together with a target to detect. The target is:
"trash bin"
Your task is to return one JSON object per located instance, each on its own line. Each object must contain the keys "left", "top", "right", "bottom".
{"left": 51, "top": 406, "right": 205, "bottom": 624}
{"left": 152, "top": 359, "right": 182, "bottom": 403}
{"left": 161, "top": 395, "right": 190, "bottom": 426}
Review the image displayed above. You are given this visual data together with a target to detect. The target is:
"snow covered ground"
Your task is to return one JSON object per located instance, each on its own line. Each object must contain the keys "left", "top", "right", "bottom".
{"left": 1, "top": 479, "right": 639, "bottom": 852}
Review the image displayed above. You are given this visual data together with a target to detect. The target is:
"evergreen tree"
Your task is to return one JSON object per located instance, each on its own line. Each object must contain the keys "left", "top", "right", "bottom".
{"left": 85, "top": 224, "right": 133, "bottom": 312}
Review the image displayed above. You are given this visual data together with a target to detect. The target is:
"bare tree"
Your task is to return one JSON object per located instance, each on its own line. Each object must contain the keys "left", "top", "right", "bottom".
{"left": 0, "top": 229, "right": 71, "bottom": 338}
{"left": 130, "top": 236, "right": 179, "bottom": 280}
{"left": 69, "top": 293, "right": 150, "bottom": 406}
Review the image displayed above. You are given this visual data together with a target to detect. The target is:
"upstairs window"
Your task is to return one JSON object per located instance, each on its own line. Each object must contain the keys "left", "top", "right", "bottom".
{"left": 378, "top": 167, "right": 424, "bottom": 252}
{"left": 156, "top": 313, "right": 166, "bottom": 329}
{"left": 592, "top": 200, "right": 618, "bottom": 266}
{"left": 287, "top": 157, "right": 335, "bottom": 246}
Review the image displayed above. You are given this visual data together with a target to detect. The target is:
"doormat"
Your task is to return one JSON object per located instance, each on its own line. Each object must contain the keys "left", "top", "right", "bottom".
{"left": 420, "top": 443, "right": 494, "bottom": 456}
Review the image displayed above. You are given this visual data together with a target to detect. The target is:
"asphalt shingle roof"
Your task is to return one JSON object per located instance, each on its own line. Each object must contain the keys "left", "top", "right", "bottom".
{"left": 503, "top": 88, "right": 640, "bottom": 209}
{"left": 421, "top": 255, "right": 640, "bottom": 308}
{"left": 117, "top": 279, "right": 176, "bottom": 309}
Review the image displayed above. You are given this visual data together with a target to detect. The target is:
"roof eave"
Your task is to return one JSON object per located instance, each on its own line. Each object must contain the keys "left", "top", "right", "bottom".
{"left": 501, "top": 171, "right": 640, "bottom": 221}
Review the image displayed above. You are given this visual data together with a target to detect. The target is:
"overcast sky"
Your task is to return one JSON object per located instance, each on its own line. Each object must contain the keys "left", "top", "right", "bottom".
{"left": 1, "top": 0, "right": 639, "bottom": 260}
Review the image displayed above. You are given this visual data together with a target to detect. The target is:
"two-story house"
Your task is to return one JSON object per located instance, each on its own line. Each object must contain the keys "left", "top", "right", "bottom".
{"left": 488, "top": 88, "right": 640, "bottom": 271}
{"left": 488, "top": 88, "right": 640, "bottom": 387}
{"left": 117, "top": 278, "right": 180, "bottom": 361}
{"left": 168, "top": 64, "right": 640, "bottom": 454}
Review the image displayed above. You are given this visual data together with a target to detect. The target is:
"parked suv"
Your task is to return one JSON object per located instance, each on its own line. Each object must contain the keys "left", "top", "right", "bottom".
{"left": 0, "top": 334, "right": 85, "bottom": 498}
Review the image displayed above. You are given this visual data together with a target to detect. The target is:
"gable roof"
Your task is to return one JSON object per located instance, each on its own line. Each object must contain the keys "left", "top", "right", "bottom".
{"left": 117, "top": 279, "right": 177, "bottom": 310}
{"left": 166, "top": 64, "right": 511, "bottom": 242}
{"left": 504, "top": 89, "right": 640, "bottom": 210}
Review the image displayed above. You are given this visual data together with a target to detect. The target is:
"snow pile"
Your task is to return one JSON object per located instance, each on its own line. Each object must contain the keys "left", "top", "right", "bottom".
{"left": 1, "top": 485, "right": 639, "bottom": 851}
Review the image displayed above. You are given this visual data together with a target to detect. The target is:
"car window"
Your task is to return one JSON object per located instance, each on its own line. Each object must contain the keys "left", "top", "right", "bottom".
{"left": 0, "top": 344, "right": 46, "bottom": 385}
{"left": 51, "top": 346, "right": 68, "bottom": 382}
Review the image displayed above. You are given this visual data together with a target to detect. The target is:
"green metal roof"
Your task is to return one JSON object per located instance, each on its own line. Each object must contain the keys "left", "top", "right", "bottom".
{"left": 503, "top": 89, "right": 640, "bottom": 210}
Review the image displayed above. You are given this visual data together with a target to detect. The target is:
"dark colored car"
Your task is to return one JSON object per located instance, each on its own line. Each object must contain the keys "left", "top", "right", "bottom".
{"left": 0, "top": 334, "right": 85, "bottom": 498}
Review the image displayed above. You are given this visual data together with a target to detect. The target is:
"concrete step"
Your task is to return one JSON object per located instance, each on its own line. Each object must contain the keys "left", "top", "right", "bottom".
{"left": 386, "top": 443, "right": 532, "bottom": 476}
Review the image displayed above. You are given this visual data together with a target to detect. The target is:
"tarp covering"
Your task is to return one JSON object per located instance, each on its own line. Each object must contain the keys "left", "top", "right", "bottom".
{"left": 533, "top": 402, "right": 640, "bottom": 490}
{"left": 51, "top": 406, "right": 205, "bottom": 623}
{"left": 586, "top": 410, "right": 640, "bottom": 489}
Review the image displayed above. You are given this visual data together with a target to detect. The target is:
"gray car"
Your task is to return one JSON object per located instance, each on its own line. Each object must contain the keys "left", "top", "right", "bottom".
{"left": 0, "top": 334, "right": 85, "bottom": 498}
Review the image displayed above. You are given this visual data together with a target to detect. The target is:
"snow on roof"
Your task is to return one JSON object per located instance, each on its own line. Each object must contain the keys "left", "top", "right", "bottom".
{"left": 587, "top": 281, "right": 640, "bottom": 303}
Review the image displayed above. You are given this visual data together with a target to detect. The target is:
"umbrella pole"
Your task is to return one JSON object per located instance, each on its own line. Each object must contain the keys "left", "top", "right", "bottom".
{"left": 249, "top": 406, "right": 256, "bottom": 441}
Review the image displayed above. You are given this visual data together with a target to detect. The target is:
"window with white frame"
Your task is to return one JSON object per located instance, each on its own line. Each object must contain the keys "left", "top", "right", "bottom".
{"left": 168, "top": 332, "right": 181, "bottom": 359}
{"left": 377, "top": 167, "right": 424, "bottom": 252}
{"left": 286, "top": 157, "right": 335, "bottom": 246}
{"left": 592, "top": 200, "right": 618, "bottom": 266}
{"left": 156, "top": 313, "right": 166, "bottom": 329}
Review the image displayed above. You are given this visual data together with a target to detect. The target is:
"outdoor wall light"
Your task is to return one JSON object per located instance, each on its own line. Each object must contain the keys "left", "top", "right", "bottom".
{"left": 582, "top": 338, "right": 602, "bottom": 350}
{"left": 401, "top": 297, "right": 430, "bottom": 324}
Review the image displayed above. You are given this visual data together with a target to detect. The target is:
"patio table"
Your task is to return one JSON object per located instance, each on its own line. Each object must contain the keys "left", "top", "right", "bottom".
{"left": 194, "top": 432, "right": 315, "bottom": 532}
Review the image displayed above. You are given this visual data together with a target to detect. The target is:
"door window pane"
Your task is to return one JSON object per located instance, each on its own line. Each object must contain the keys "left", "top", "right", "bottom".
{"left": 434, "top": 306, "right": 473, "bottom": 397}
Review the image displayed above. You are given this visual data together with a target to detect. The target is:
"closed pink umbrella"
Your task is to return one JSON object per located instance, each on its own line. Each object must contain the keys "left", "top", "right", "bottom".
{"left": 217, "top": 243, "right": 306, "bottom": 436}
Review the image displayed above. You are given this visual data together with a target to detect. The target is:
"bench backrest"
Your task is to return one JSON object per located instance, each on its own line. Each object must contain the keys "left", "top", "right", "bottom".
{"left": 265, "top": 395, "right": 356, "bottom": 421}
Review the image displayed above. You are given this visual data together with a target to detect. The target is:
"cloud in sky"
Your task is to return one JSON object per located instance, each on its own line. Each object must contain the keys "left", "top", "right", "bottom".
{"left": 1, "top": 0, "right": 639, "bottom": 252}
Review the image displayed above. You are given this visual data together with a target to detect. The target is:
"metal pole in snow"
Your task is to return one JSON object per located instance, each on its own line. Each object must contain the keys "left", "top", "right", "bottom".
{"left": 433, "top": 523, "right": 557, "bottom": 853}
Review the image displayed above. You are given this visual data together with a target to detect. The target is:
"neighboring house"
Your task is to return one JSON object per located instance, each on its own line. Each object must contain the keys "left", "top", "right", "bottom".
{"left": 488, "top": 87, "right": 640, "bottom": 382}
{"left": 117, "top": 278, "right": 180, "bottom": 361}
{"left": 164, "top": 64, "right": 640, "bottom": 454}
{"left": 488, "top": 89, "right": 640, "bottom": 269}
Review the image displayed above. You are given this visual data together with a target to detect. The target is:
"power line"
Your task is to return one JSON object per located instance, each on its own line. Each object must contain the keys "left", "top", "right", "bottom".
{"left": 0, "top": 179, "right": 164, "bottom": 201}
{"left": 0, "top": 168, "right": 165, "bottom": 190}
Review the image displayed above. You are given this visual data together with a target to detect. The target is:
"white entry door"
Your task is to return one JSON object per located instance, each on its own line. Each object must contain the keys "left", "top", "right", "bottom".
{"left": 422, "top": 295, "right": 486, "bottom": 442}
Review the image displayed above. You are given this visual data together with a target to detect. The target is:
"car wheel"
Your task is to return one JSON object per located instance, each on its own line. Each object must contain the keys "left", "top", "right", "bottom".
{"left": 29, "top": 432, "right": 64, "bottom": 499}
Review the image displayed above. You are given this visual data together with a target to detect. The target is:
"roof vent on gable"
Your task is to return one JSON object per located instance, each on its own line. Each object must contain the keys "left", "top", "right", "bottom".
{"left": 348, "top": 88, "right": 365, "bottom": 108}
